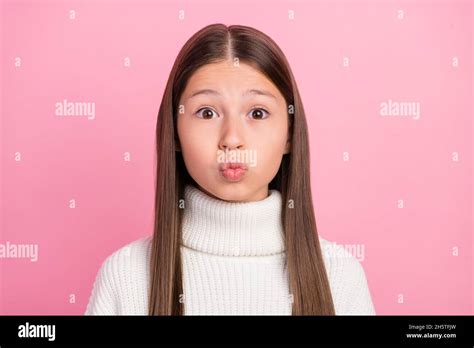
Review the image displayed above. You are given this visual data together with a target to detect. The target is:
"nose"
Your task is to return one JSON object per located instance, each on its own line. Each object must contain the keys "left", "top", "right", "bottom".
{"left": 218, "top": 113, "right": 245, "bottom": 152}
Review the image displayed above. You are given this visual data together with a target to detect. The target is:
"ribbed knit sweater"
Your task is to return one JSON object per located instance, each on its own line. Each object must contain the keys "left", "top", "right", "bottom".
{"left": 85, "top": 184, "right": 376, "bottom": 315}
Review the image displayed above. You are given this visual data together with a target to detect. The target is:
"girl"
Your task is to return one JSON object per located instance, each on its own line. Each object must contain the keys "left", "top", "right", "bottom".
{"left": 85, "top": 23, "right": 376, "bottom": 315}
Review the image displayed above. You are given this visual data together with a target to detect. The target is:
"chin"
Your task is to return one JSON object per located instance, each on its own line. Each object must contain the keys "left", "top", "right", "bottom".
{"left": 210, "top": 184, "right": 250, "bottom": 202}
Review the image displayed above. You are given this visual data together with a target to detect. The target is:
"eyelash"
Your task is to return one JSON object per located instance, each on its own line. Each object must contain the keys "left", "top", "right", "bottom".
{"left": 194, "top": 106, "right": 270, "bottom": 120}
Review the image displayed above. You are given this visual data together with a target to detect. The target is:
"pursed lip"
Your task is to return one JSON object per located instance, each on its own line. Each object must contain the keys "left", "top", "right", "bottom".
{"left": 219, "top": 162, "right": 248, "bottom": 171}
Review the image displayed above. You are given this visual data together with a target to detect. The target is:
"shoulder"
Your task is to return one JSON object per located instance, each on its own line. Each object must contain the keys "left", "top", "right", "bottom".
{"left": 101, "top": 235, "right": 153, "bottom": 287}
{"left": 106, "top": 235, "right": 153, "bottom": 264}
{"left": 85, "top": 235, "right": 153, "bottom": 315}
{"left": 99, "top": 235, "right": 153, "bottom": 277}
{"left": 319, "top": 236, "right": 376, "bottom": 315}
{"left": 319, "top": 237, "right": 363, "bottom": 276}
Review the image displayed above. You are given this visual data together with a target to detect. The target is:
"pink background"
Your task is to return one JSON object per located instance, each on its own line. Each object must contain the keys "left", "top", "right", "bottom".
{"left": 0, "top": 0, "right": 472, "bottom": 314}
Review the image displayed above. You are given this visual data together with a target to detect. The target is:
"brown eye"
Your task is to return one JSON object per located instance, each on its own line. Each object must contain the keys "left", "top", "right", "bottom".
{"left": 195, "top": 107, "right": 218, "bottom": 119}
{"left": 249, "top": 108, "right": 269, "bottom": 120}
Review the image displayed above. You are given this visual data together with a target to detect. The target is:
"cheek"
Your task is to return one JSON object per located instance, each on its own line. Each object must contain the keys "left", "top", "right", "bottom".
{"left": 254, "top": 144, "right": 284, "bottom": 175}
{"left": 252, "top": 125, "right": 287, "bottom": 176}
{"left": 255, "top": 117, "right": 288, "bottom": 150}
{"left": 177, "top": 119, "right": 218, "bottom": 169}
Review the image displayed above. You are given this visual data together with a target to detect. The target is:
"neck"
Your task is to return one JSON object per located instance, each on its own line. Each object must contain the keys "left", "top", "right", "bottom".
{"left": 181, "top": 184, "right": 286, "bottom": 257}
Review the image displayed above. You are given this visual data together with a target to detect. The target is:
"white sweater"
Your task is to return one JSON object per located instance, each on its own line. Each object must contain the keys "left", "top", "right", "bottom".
{"left": 85, "top": 184, "right": 376, "bottom": 315}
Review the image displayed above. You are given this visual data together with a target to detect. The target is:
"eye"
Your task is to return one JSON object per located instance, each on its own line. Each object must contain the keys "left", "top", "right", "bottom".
{"left": 195, "top": 107, "right": 218, "bottom": 119}
{"left": 248, "top": 107, "right": 270, "bottom": 120}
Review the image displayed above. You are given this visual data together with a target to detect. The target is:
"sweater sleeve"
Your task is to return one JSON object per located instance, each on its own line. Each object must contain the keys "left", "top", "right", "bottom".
{"left": 84, "top": 255, "right": 118, "bottom": 315}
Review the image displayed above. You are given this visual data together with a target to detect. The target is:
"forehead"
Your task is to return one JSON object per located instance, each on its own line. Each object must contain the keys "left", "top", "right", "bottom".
{"left": 181, "top": 60, "right": 283, "bottom": 101}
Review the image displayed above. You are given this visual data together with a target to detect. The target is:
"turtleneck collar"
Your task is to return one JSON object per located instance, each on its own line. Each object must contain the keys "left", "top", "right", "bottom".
{"left": 181, "top": 184, "right": 286, "bottom": 257}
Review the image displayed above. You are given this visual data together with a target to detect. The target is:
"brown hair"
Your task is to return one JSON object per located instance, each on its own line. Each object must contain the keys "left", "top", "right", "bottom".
{"left": 149, "top": 23, "right": 335, "bottom": 315}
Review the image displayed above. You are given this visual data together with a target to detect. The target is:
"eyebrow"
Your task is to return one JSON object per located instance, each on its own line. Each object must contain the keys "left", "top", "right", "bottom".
{"left": 187, "top": 88, "right": 278, "bottom": 100}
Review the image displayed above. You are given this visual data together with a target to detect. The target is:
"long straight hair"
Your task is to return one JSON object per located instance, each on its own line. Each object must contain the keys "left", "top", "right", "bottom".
{"left": 149, "top": 23, "right": 335, "bottom": 315}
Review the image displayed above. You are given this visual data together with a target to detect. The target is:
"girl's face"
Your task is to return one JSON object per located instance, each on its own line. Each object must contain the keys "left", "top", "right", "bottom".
{"left": 177, "top": 59, "right": 291, "bottom": 202}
